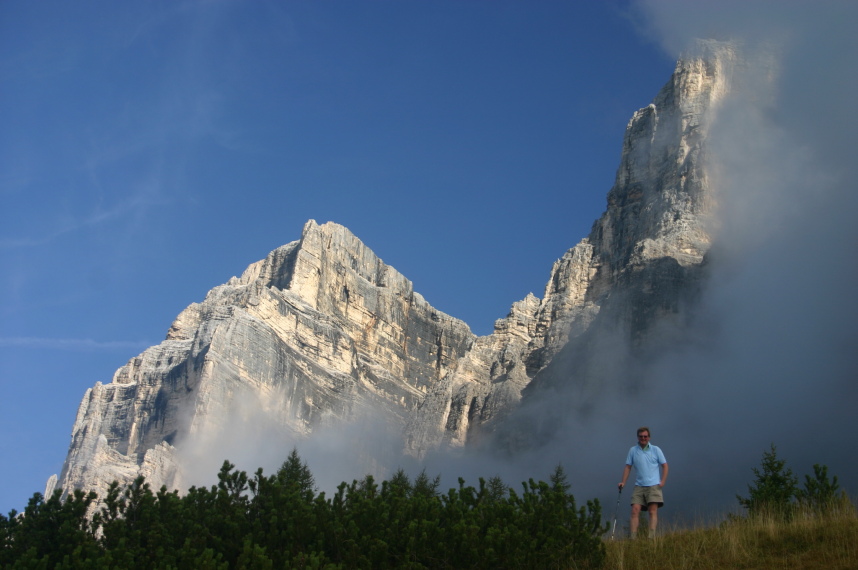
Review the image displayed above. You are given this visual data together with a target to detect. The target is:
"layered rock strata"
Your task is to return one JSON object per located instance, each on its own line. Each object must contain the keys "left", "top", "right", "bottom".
{"left": 58, "top": 220, "right": 475, "bottom": 497}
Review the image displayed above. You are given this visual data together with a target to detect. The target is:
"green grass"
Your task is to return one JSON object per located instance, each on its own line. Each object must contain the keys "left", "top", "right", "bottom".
{"left": 603, "top": 499, "right": 857, "bottom": 569}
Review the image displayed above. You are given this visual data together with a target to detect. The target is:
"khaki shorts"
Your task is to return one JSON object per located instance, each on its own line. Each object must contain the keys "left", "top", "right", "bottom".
{"left": 631, "top": 485, "right": 664, "bottom": 508}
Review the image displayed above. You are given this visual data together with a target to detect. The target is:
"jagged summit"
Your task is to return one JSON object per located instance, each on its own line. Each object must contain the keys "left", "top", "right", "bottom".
{"left": 53, "top": 41, "right": 736, "bottom": 499}
{"left": 58, "top": 218, "right": 479, "bottom": 497}
{"left": 593, "top": 39, "right": 737, "bottom": 273}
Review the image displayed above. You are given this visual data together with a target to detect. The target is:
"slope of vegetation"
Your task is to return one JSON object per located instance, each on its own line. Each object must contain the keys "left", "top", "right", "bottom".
{"left": 1, "top": 444, "right": 852, "bottom": 569}
{"left": 605, "top": 500, "right": 857, "bottom": 569}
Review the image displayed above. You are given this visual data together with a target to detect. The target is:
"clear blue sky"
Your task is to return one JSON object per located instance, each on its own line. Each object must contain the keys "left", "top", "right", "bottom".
{"left": 0, "top": 0, "right": 675, "bottom": 514}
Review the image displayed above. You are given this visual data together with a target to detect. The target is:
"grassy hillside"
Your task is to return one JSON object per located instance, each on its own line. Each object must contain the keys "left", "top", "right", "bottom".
{"left": 604, "top": 501, "right": 857, "bottom": 569}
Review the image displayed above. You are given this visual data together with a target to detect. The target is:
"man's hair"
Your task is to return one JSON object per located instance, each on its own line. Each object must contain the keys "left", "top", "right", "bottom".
{"left": 637, "top": 426, "right": 651, "bottom": 437}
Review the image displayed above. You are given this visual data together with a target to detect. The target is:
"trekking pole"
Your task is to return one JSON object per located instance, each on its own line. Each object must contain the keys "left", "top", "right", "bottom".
{"left": 610, "top": 486, "right": 623, "bottom": 540}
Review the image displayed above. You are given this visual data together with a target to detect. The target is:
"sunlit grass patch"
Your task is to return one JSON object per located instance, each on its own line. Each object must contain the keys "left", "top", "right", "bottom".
{"left": 603, "top": 496, "right": 857, "bottom": 570}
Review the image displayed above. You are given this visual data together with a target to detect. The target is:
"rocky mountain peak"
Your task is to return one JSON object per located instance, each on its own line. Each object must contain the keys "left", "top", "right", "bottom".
{"left": 592, "top": 39, "right": 737, "bottom": 279}
{"left": 53, "top": 41, "right": 738, "bottom": 501}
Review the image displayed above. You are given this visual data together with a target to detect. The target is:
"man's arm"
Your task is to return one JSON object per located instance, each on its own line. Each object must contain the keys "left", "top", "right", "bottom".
{"left": 619, "top": 464, "right": 631, "bottom": 490}
{"left": 659, "top": 463, "right": 669, "bottom": 487}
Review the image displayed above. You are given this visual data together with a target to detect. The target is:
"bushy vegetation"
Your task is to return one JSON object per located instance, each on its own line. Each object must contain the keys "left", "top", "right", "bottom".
{"left": 0, "top": 451, "right": 607, "bottom": 569}
{"left": 3, "top": 444, "right": 851, "bottom": 568}
{"left": 737, "top": 444, "right": 846, "bottom": 520}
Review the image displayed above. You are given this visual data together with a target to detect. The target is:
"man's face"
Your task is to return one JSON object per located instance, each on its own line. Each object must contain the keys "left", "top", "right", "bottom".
{"left": 637, "top": 431, "right": 650, "bottom": 447}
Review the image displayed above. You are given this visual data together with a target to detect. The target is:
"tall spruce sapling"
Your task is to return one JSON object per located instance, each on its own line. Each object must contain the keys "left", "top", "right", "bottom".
{"left": 276, "top": 447, "right": 316, "bottom": 499}
{"left": 737, "top": 443, "right": 798, "bottom": 516}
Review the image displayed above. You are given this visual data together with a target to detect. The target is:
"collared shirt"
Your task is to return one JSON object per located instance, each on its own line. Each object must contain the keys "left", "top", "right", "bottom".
{"left": 625, "top": 443, "right": 667, "bottom": 486}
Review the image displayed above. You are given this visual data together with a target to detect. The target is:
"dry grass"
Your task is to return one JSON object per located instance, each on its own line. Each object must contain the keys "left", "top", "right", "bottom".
{"left": 602, "top": 499, "right": 858, "bottom": 569}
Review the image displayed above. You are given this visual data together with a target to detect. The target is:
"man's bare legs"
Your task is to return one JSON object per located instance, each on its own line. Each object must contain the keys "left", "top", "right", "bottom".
{"left": 630, "top": 503, "right": 659, "bottom": 538}
{"left": 630, "top": 503, "right": 642, "bottom": 538}
{"left": 647, "top": 503, "right": 658, "bottom": 538}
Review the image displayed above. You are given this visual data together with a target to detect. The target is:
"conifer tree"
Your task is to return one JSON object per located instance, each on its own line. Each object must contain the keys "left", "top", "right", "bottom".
{"left": 797, "top": 463, "right": 843, "bottom": 511}
{"left": 737, "top": 443, "right": 798, "bottom": 517}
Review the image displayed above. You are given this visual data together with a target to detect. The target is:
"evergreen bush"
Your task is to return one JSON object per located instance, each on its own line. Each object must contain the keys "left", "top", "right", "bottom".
{"left": 0, "top": 452, "right": 607, "bottom": 569}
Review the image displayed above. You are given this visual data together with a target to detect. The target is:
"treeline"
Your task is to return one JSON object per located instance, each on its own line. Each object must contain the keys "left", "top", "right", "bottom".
{"left": 0, "top": 450, "right": 607, "bottom": 569}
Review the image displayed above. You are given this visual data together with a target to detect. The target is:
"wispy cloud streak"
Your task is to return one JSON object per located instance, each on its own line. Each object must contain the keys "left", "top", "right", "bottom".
{"left": 0, "top": 192, "right": 164, "bottom": 250}
{"left": 0, "top": 337, "right": 152, "bottom": 351}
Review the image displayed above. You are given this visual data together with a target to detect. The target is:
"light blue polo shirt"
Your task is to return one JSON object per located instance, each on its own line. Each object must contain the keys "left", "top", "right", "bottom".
{"left": 626, "top": 443, "right": 667, "bottom": 486}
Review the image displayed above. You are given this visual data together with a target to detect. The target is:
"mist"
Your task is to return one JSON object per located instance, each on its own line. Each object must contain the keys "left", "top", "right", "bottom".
{"left": 169, "top": 1, "right": 856, "bottom": 527}
{"left": 171, "top": 384, "right": 425, "bottom": 496}
{"left": 485, "top": 0, "right": 858, "bottom": 521}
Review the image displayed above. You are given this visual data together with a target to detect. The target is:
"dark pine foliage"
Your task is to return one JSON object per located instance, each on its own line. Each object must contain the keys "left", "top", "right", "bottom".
{"left": 0, "top": 451, "right": 607, "bottom": 569}
{"left": 737, "top": 443, "right": 799, "bottom": 517}
{"left": 736, "top": 444, "right": 845, "bottom": 520}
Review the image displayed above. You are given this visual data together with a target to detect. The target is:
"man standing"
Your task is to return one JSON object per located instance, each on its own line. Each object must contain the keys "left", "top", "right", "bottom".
{"left": 618, "top": 426, "right": 668, "bottom": 539}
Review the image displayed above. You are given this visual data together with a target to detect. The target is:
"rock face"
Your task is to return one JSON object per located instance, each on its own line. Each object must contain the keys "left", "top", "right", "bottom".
{"left": 407, "top": 39, "right": 737, "bottom": 454}
{"left": 59, "top": 220, "right": 476, "bottom": 496}
{"left": 54, "top": 40, "right": 737, "bottom": 499}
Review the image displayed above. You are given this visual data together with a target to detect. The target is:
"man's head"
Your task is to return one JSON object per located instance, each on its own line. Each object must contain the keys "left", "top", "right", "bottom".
{"left": 637, "top": 427, "right": 651, "bottom": 447}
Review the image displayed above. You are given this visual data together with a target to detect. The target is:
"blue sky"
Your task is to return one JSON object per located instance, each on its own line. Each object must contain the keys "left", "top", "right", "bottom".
{"left": 0, "top": 1, "right": 675, "bottom": 514}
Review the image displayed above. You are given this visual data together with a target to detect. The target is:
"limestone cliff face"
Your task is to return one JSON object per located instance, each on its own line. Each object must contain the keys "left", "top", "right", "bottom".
{"left": 58, "top": 220, "right": 475, "bottom": 498}
{"left": 55, "top": 41, "right": 737, "bottom": 497}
